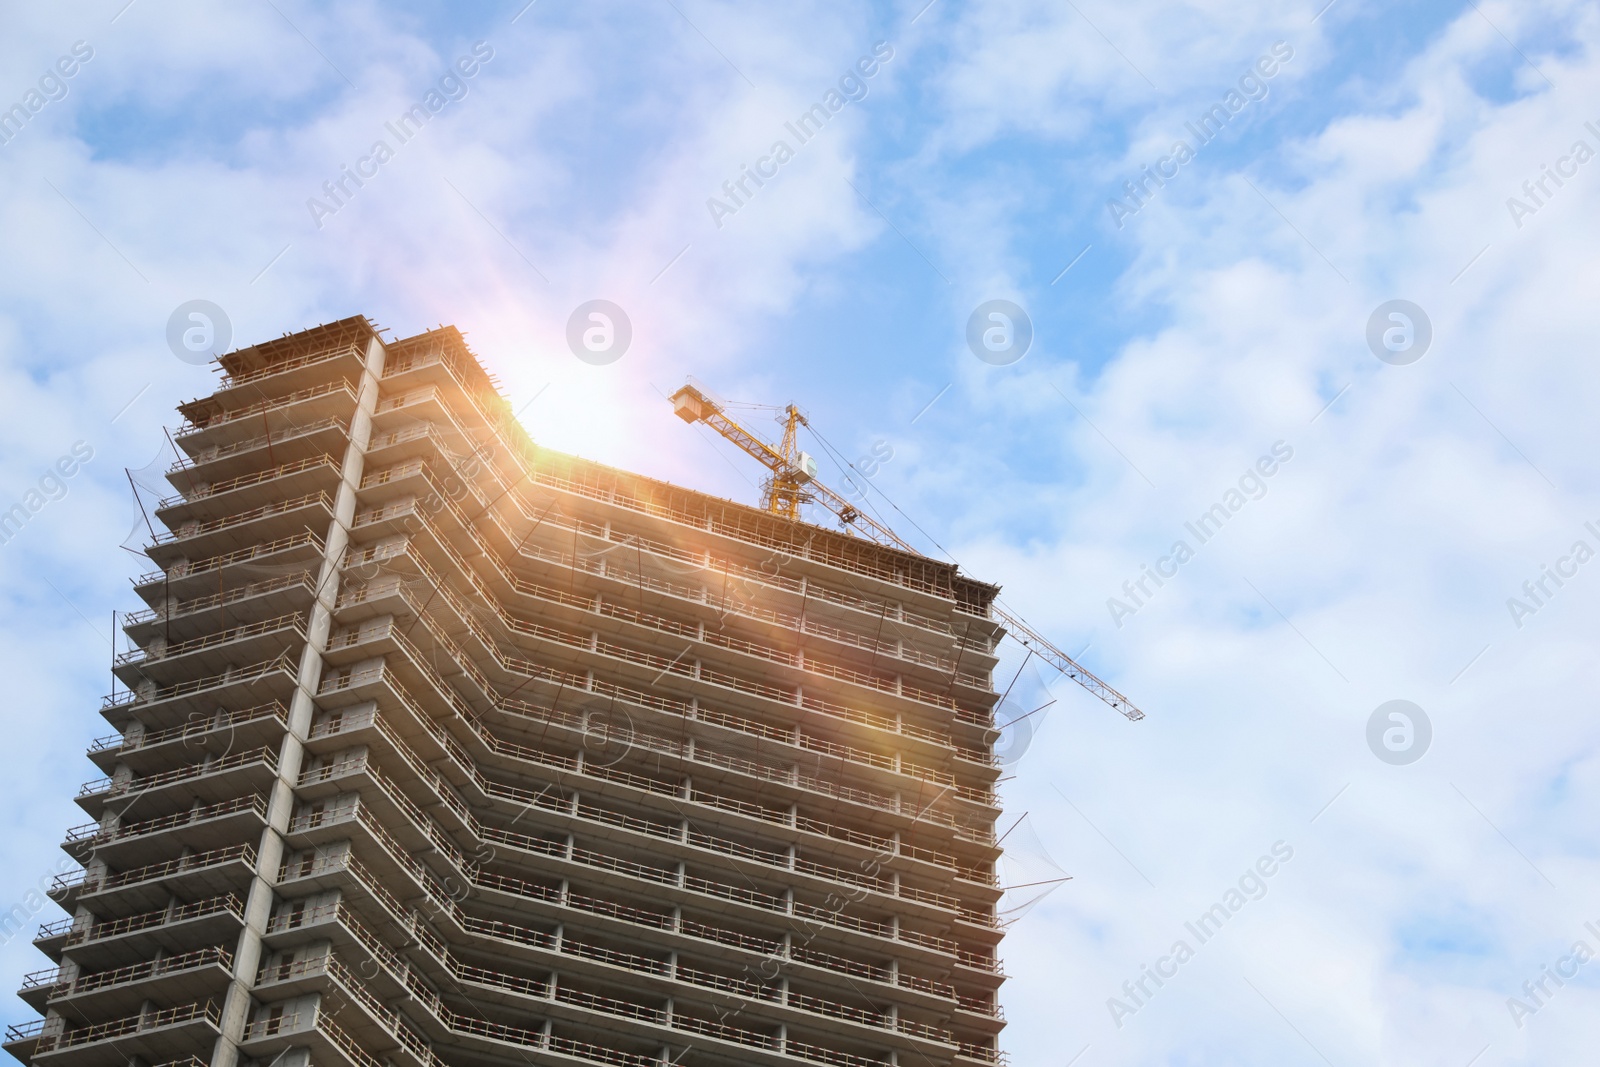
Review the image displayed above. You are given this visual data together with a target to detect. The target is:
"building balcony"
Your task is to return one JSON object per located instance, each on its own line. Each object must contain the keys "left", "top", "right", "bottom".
{"left": 512, "top": 934, "right": 958, "bottom": 1050}
{"left": 956, "top": 1042, "right": 1008, "bottom": 1065}
{"left": 270, "top": 852, "right": 417, "bottom": 946}
{"left": 49, "top": 842, "right": 257, "bottom": 917}
{"left": 210, "top": 342, "right": 366, "bottom": 403}
{"left": 380, "top": 342, "right": 492, "bottom": 394}
{"left": 477, "top": 679, "right": 988, "bottom": 816}
{"left": 241, "top": 1006, "right": 657, "bottom": 1067}
{"left": 346, "top": 498, "right": 425, "bottom": 540}
{"left": 168, "top": 415, "right": 350, "bottom": 485}
{"left": 364, "top": 419, "right": 468, "bottom": 470}
{"left": 491, "top": 683, "right": 999, "bottom": 849}
{"left": 143, "top": 490, "right": 334, "bottom": 568}
{"left": 131, "top": 531, "right": 326, "bottom": 603}
{"left": 62, "top": 791, "right": 268, "bottom": 869}
{"left": 485, "top": 772, "right": 974, "bottom": 921}
{"left": 5, "top": 999, "right": 220, "bottom": 1067}
{"left": 87, "top": 700, "right": 288, "bottom": 776}
{"left": 120, "top": 571, "right": 316, "bottom": 647}
{"left": 154, "top": 452, "right": 341, "bottom": 516}
{"left": 371, "top": 385, "right": 472, "bottom": 440}
{"left": 75, "top": 744, "right": 280, "bottom": 819}
{"left": 249, "top": 953, "right": 437, "bottom": 1067}
{"left": 100, "top": 651, "right": 299, "bottom": 732}
{"left": 34, "top": 894, "right": 243, "bottom": 970}
{"left": 113, "top": 611, "right": 306, "bottom": 689}
{"left": 278, "top": 799, "right": 462, "bottom": 920}
{"left": 175, "top": 378, "right": 358, "bottom": 446}
{"left": 588, "top": 594, "right": 994, "bottom": 720}
{"left": 241, "top": 993, "right": 432, "bottom": 1067}
{"left": 291, "top": 760, "right": 471, "bottom": 877}
{"left": 524, "top": 524, "right": 986, "bottom": 674}
{"left": 260, "top": 901, "right": 416, "bottom": 1007}
{"left": 19, "top": 944, "right": 233, "bottom": 1016}
{"left": 342, "top": 627, "right": 960, "bottom": 861}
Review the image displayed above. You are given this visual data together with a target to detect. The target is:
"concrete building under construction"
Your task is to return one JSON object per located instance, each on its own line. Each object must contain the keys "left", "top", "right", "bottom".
{"left": 4, "top": 317, "right": 1008, "bottom": 1067}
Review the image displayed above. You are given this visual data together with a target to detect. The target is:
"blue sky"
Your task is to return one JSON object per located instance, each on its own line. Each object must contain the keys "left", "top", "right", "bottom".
{"left": 3, "top": 0, "right": 1600, "bottom": 1062}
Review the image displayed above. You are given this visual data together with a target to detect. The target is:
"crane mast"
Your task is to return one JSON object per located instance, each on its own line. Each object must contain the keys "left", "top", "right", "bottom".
{"left": 668, "top": 382, "right": 1145, "bottom": 722}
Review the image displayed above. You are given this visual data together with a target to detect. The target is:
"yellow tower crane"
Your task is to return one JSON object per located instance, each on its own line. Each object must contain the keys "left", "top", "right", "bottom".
{"left": 669, "top": 381, "right": 1145, "bottom": 722}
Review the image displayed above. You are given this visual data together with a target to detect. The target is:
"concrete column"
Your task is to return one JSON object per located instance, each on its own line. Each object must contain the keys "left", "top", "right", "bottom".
{"left": 211, "top": 334, "right": 386, "bottom": 1067}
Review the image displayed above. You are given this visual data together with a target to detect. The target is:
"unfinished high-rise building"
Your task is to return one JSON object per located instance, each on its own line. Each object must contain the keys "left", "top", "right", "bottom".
{"left": 5, "top": 317, "right": 1007, "bottom": 1067}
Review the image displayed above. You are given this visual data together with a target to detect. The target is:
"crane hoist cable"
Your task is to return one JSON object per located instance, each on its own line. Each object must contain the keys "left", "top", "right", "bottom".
{"left": 801, "top": 420, "right": 951, "bottom": 564}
